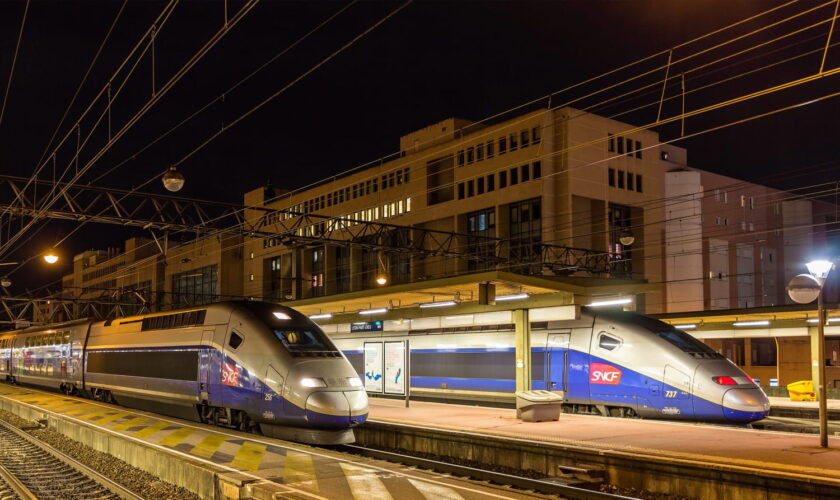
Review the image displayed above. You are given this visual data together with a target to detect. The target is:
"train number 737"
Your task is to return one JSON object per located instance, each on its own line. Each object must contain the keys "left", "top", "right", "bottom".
{"left": 664, "top": 390, "right": 678, "bottom": 398}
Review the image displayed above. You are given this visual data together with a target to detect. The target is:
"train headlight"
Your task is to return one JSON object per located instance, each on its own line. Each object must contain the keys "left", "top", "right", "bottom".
{"left": 347, "top": 377, "right": 363, "bottom": 387}
{"left": 300, "top": 377, "right": 327, "bottom": 388}
{"left": 273, "top": 311, "right": 292, "bottom": 320}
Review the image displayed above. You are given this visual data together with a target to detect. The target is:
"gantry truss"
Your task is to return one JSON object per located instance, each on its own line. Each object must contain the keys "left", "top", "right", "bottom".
{"left": 0, "top": 174, "right": 617, "bottom": 272}
{"left": 0, "top": 174, "right": 625, "bottom": 324}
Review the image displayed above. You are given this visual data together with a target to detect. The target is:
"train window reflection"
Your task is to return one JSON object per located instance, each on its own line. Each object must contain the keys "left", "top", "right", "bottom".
{"left": 598, "top": 333, "right": 621, "bottom": 351}
{"left": 274, "top": 329, "right": 337, "bottom": 352}
{"left": 656, "top": 329, "right": 717, "bottom": 354}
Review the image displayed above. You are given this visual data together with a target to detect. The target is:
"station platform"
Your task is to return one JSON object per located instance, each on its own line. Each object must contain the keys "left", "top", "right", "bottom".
{"left": 365, "top": 396, "right": 840, "bottom": 498}
{"left": 0, "top": 384, "right": 549, "bottom": 500}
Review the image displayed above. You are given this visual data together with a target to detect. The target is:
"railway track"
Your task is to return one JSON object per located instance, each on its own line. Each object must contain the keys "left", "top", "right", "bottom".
{"left": 338, "top": 444, "right": 637, "bottom": 500}
{"left": 0, "top": 419, "right": 144, "bottom": 500}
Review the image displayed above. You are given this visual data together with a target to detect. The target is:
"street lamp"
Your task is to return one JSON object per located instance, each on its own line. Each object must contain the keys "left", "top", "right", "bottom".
{"left": 43, "top": 250, "right": 59, "bottom": 265}
{"left": 787, "top": 259, "right": 834, "bottom": 448}
{"left": 162, "top": 167, "right": 185, "bottom": 192}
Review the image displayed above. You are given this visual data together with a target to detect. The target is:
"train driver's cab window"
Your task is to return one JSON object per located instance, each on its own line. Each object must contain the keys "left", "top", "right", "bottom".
{"left": 274, "top": 328, "right": 337, "bottom": 353}
{"left": 228, "top": 332, "right": 243, "bottom": 349}
{"left": 598, "top": 333, "right": 621, "bottom": 351}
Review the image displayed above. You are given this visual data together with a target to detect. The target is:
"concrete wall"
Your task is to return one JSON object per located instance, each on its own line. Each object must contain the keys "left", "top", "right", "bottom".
{"left": 664, "top": 170, "right": 704, "bottom": 312}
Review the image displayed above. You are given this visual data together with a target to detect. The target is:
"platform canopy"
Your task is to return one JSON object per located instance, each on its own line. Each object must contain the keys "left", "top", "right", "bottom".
{"left": 282, "top": 270, "right": 656, "bottom": 323}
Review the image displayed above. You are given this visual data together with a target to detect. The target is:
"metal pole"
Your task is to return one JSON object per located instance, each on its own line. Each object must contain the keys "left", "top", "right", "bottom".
{"left": 405, "top": 339, "right": 410, "bottom": 408}
{"left": 818, "top": 291, "right": 828, "bottom": 447}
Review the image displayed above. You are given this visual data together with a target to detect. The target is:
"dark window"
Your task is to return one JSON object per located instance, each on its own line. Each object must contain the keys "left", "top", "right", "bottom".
{"left": 499, "top": 136, "right": 507, "bottom": 154}
{"left": 396, "top": 171, "right": 403, "bottom": 185}
{"left": 467, "top": 179, "right": 475, "bottom": 197}
{"left": 510, "top": 168, "right": 518, "bottom": 185}
{"left": 467, "top": 147, "right": 474, "bottom": 164}
{"left": 618, "top": 170, "right": 625, "bottom": 189}
{"left": 426, "top": 155, "right": 455, "bottom": 205}
{"left": 608, "top": 168, "right": 615, "bottom": 186}
{"left": 274, "top": 328, "right": 339, "bottom": 354}
{"left": 457, "top": 150, "right": 465, "bottom": 166}
{"left": 466, "top": 208, "right": 496, "bottom": 271}
{"left": 599, "top": 333, "right": 621, "bottom": 351}
{"left": 477, "top": 177, "right": 485, "bottom": 194}
{"left": 636, "top": 175, "right": 643, "bottom": 192}
{"left": 352, "top": 184, "right": 358, "bottom": 199}
{"left": 477, "top": 143, "right": 484, "bottom": 161}
{"left": 532, "top": 126, "right": 541, "bottom": 144}
{"left": 404, "top": 168, "right": 410, "bottom": 182}
{"left": 389, "top": 172, "right": 395, "bottom": 187}
{"left": 458, "top": 182, "right": 465, "bottom": 200}
{"left": 627, "top": 173, "right": 634, "bottom": 191}
{"left": 635, "top": 140, "right": 642, "bottom": 158}
{"left": 171, "top": 265, "right": 218, "bottom": 307}
{"left": 510, "top": 133, "right": 518, "bottom": 151}
{"left": 532, "top": 161, "right": 541, "bottom": 179}
{"left": 310, "top": 248, "right": 324, "bottom": 297}
{"left": 520, "top": 130, "right": 529, "bottom": 147}
{"left": 229, "top": 332, "right": 243, "bottom": 349}
{"left": 521, "top": 164, "right": 529, "bottom": 182}
{"left": 335, "top": 246, "right": 350, "bottom": 293}
{"left": 509, "top": 198, "right": 541, "bottom": 272}
{"left": 487, "top": 140, "right": 495, "bottom": 157}
{"left": 499, "top": 171, "right": 507, "bottom": 188}
{"left": 626, "top": 138, "right": 633, "bottom": 157}
{"left": 617, "top": 136, "right": 624, "bottom": 154}
{"left": 381, "top": 175, "right": 387, "bottom": 189}
{"left": 608, "top": 133, "right": 615, "bottom": 152}
{"left": 657, "top": 329, "right": 719, "bottom": 355}
{"left": 141, "top": 310, "right": 207, "bottom": 331}
{"left": 87, "top": 350, "right": 198, "bottom": 380}
{"left": 373, "top": 178, "right": 378, "bottom": 192}
{"left": 487, "top": 174, "right": 495, "bottom": 191}
{"left": 751, "top": 338, "right": 777, "bottom": 366}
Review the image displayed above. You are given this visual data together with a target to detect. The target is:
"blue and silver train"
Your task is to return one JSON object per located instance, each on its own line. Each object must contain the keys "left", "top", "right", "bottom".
{"left": 335, "top": 307, "right": 770, "bottom": 422}
{"left": 0, "top": 301, "right": 367, "bottom": 444}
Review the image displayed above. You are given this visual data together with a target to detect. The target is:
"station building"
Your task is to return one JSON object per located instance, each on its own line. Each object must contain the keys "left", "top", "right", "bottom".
{"left": 55, "top": 107, "right": 838, "bottom": 394}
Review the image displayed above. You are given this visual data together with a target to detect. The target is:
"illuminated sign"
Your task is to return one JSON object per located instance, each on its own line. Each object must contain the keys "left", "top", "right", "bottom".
{"left": 351, "top": 321, "right": 383, "bottom": 332}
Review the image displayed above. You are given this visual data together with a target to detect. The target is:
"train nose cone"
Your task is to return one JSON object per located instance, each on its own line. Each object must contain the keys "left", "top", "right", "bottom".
{"left": 722, "top": 387, "right": 770, "bottom": 421}
{"left": 305, "top": 390, "right": 369, "bottom": 428}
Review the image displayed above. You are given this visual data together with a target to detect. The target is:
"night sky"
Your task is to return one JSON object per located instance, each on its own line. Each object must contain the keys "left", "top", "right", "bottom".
{"left": 0, "top": 0, "right": 837, "bottom": 291}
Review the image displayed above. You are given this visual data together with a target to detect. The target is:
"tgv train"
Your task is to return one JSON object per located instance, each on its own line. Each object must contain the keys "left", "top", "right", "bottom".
{"left": 0, "top": 301, "right": 367, "bottom": 444}
{"left": 335, "top": 307, "right": 770, "bottom": 422}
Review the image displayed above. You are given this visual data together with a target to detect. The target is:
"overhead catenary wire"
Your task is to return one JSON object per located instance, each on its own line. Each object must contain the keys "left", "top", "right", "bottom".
{"left": 8, "top": 1, "right": 840, "bottom": 308}
{"left": 0, "top": 0, "right": 30, "bottom": 134}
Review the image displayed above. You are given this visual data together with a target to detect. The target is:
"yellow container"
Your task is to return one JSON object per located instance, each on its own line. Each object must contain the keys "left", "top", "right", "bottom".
{"left": 786, "top": 380, "right": 817, "bottom": 402}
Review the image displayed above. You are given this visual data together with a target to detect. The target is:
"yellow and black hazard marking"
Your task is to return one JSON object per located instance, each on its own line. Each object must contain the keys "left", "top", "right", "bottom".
{"left": 0, "top": 383, "right": 541, "bottom": 499}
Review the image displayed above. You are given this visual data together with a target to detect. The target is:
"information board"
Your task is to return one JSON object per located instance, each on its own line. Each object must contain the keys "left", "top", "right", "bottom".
{"left": 363, "top": 342, "right": 384, "bottom": 393}
{"left": 384, "top": 341, "right": 406, "bottom": 395}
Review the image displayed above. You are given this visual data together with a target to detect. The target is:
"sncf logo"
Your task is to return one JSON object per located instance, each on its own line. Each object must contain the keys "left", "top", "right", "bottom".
{"left": 590, "top": 362, "right": 622, "bottom": 385}
{"left": 222, "top": 362, "right": 241, "bottom": 387}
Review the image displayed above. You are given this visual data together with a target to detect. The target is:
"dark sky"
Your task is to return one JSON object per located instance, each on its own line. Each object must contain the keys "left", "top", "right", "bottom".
{"left": 0, "top": 0, "right": 838, "bottom": 290}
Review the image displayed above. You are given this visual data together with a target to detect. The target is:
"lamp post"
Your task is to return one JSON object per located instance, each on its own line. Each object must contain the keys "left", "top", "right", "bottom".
{"left": 787, "top": 259, "right": 834, "bottom": 448}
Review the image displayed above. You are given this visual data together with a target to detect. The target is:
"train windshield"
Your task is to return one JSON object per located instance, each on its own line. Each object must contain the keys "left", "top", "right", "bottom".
{"left": 656, "top": 329, "right": 718, "bottom": 355}
{"left": 274, "top": 328, "right": 338, "bottom": 353}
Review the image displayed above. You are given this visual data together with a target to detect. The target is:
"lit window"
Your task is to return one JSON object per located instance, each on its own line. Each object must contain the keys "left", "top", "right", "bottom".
{"left": 398, "top": 200, "right": 404, "bottom": 214}
{"left": 406, "top": 198, "right": 411, "bottom": 211}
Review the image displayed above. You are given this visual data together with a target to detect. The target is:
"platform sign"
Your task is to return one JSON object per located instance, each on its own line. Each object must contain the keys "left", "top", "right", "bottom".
{"left": 384, "top": 341, "right": 406, "bottom": 395}
{"left": 352, "top": 321, "right": 383, "bottom": 332}
{"left": 363, "top": 342, "right": 384, "bottom": 393}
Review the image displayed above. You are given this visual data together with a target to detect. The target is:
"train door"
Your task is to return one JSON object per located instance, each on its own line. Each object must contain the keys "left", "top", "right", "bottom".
{"left": 660, "top": 365, "right": 693, "bottom": 417}
{"left": 199, "top": 329, "right": 215, "bottom": 403}
{"left": 546, "top": 332, "right": 570, "bottom": 393}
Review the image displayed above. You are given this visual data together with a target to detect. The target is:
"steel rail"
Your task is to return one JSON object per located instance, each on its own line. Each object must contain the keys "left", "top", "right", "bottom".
{"left": 0, "top": 461, "right": 38, "bottom": 500}
{"left": 0, "top": 419, "right": 147, "bottom": 500}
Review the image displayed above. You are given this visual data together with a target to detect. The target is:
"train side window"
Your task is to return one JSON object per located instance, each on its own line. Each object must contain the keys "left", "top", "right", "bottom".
{"left": 229, "top": 332, "right": 244, "bottom": 350}
{"left": 598, "top": 333, "right": 621, "bottom": 351}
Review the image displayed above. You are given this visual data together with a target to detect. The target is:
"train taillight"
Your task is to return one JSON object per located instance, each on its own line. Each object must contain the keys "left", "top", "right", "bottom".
{"left": 713, "top": 376, "right": 737, "bottom": 385}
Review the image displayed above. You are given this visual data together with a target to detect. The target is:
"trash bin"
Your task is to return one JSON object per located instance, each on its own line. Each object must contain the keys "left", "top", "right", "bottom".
{"left": 515, "top": 390, "right": 563, "bottom": 422}
{"left": 786, "top": 380, "right": 817, "bottom": 401}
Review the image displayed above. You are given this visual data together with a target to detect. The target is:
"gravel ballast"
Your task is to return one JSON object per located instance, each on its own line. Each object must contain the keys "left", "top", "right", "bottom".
{"left": 0, "top": 409, "right": 199, "bottom": 500}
